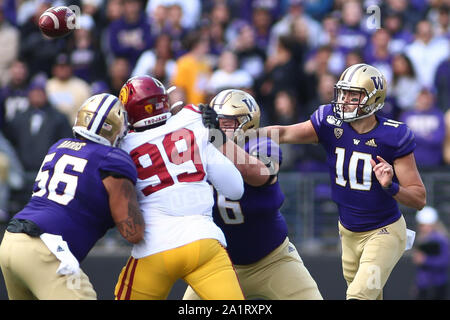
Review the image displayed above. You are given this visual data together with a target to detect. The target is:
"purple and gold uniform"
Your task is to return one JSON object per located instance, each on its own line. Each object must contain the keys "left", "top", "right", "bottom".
{"left": 310, "top": 104, "right": 415, "bottom": 232}
{"left": 184, "top": 136, "right": 323, "bottom": 300}
{"left": 13, "top": 137, "right": 137, "bottom": 262}
{"left": 213, "top": 137, "right": 287, "bottom": 265}
{"left": 311, "top": 104, "right": 415, "bottom": 299}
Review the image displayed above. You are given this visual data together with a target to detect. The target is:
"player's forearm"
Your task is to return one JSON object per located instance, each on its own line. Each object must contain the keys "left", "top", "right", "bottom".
{"left": 221, "top": 140, "right": 271, "bottom": 186}
{"left": 393, "top": 184, "right": 426, "bottom": 211}
{"left": 259, "top": 121, "right": 318, "bottom": 145}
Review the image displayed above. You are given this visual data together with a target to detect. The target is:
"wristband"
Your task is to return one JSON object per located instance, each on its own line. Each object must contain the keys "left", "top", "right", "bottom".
{"left": 383, "top": 182, "right": 399, "bottom": 197}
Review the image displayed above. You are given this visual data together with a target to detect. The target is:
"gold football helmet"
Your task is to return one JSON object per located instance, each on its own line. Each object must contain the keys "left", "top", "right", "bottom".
{"left": 210, "top": 89, "right": 260, "bottom": 137}
{"left": 73, "top": 93, "right": 128, "bottom": 147}
{"left": 332, "top": 63, "right": 387, "bottom": 122}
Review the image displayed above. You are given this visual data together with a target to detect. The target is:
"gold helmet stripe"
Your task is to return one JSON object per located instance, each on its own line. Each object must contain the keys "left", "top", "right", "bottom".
{"left": 89, "top": 95, "right": 118, "bottom": 135}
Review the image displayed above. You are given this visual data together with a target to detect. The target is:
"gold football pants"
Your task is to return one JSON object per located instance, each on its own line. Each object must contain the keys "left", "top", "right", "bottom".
{"left": 183, "top": 237, "right": 322, "bottom": 300}
{"left": 339, "top": 215, "right": 407, "bottom": 300}
{"left": 0, "top": 231, "right": 96, "bottom": 300}
{"left": 115, "top": 238, "right": 244, "bottom": 300}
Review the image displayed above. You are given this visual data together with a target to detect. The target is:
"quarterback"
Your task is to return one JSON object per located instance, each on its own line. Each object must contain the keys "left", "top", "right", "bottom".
{"left": 114, "top": 76, "right": 245, "bottom": 300}
{"left": 260, "top": 64, "right": 426, "bottom": 300}
{"left": 0, "top": 93, "right": 144, "bottom": 299}
{"left": 184, "top": 89, "right": 322, "bottom": 300}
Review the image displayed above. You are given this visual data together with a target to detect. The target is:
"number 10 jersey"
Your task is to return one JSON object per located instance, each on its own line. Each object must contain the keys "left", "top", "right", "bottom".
{"left": 310, "top": 104, "right": 416, "bottom": 232}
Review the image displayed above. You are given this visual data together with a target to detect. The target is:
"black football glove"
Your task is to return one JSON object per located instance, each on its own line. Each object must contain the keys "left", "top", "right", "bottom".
{"left": 198, "top": 104, "right": 226, "bottom": 147}
{"left": 199, "top": 103, "right": 219, "bottom": 129}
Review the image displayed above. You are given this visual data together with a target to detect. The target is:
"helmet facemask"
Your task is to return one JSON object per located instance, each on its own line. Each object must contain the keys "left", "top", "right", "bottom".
{"left": 332, "top": 64, "right": 387, "bottom": 122}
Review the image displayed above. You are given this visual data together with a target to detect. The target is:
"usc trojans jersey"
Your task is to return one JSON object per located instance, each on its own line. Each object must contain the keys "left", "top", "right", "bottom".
{"left": 120, "top": 105, "right": 244, "bottom": 258}
{"left": 310, "top": 104, "right": 416, "bottom": 232}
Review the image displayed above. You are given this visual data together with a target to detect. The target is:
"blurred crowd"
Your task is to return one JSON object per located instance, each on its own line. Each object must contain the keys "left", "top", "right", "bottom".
{"left": 0, "top": 0, "right": 449, "bottom": 217}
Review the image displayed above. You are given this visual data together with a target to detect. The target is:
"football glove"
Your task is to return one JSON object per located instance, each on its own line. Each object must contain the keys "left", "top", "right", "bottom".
{"left": 199, "top": 104, "right": 226, "bottom": 147}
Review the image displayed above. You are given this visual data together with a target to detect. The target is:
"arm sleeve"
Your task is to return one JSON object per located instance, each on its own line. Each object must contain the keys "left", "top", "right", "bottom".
{"left": 205, "top": 142, "right": 244, "bottom": 200}
{"left": 99, "top": 148, "right": 137, "bottom": 184}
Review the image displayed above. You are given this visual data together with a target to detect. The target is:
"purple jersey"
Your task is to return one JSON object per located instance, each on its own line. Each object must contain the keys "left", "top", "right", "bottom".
{"left": 14, "top": 138, "right": 137, "bottom": 262}
{"left": 212, "top": 137, "right": 287, "bottom": 265}
{"left": 310, "top": 104, "right": 416, "bottom": 232}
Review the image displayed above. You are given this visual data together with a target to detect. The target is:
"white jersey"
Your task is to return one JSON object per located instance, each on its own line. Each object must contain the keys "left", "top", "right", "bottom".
{"left": 120, "top": 105, "right": 244, "bottom": 258}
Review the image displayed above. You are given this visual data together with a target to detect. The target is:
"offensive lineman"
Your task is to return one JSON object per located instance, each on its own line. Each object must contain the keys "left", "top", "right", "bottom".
{"left": 183, "top": 89, "right": 322, "bottom": 300}
{"left": 258, "top": 64, "right": 426, "bottom": 299}
{"left": 114, "top": 76, "right": 245, "bottom": 300}
{"left": 0, "top": 93, "right": 144, "bottom": 299}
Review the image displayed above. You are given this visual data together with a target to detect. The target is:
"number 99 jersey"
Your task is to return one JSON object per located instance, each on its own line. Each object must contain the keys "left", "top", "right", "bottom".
{"left": 119, "top": 105, "right": 244, "bottom": 259}
{"left": 13, "top": 138, "right": 138, "bottom": 262}
{"left": 310, "top": 104, "right": 416, "bottom": 232}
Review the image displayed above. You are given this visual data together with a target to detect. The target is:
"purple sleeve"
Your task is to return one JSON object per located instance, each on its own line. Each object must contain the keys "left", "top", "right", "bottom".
{"left": 246, "top": 137, "right": 282, "bottom": 165}
{"left": 393, "top": 125, "right": 416, "bottom": 159}
{"left": 99, "top": 148, "right": 137, "bottom": 184}
{"left": 310, "top": 104, "right": 328, "bottom": 142}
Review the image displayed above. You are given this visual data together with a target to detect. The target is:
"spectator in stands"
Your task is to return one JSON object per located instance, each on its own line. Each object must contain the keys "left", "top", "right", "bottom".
{"left": 171, "top": 30, "right": 212, "bottom": 105}
{"left": 391, "top": 54, "right": 421, "bottom": 112}
{"left": 68, "top": 15, "right": 107, "bottom": 83}
{"left": 0, "top": 5, "right": 19, "bottom": 86}
{"left": 259, "top": 35, "right": 303, "bottom": 114}
{"left": 107, "top": 56, "right": 131, "bottom": 96}
{"left": 46, "top": 53, "right": 92, "bottom": 124}
{"left": 19, "top": 0, "right": 66, "bottom": 77}
{"left": 364, "top": 28, "right": 394, "bottom": 85}
{"left": 230, "top": 23, "right": 266, "bottom": 82}
{"left": 399, "top": 87, "right": 446, "bottom": 169}
{"left": 268, "top": 0, "right": 323, "bottom": 55}
{"left": 132, "top": 33, "right": 177, "bottom": 87}
{"left": 108, "top": 0, "right": 153, "bottom": 69}
{"left": 145, "top": 0, "right": 201, "bottom": 30}
{"left": 413, "top": 206, "right": 450, "bottom": 300}
{"left": 3, "top": 75, "right": 72, "bottom": 212}
{"left": 164, "top": 3, "right": 190, "bottom": 58}
{"left": 250, "top": 1, "right": 275, "bottom": 52}
{"left": 383, "top": 11, "right": 414, "bottom": 55}
{"left": 206, "top": 49, "right": 253, "bottom": 99}
{"left": 335, "top": 0, "right": 368, "bottom": 55}
{"left": 405, "top": 20, "right": 449, "bottom": 89}
{"left": 444, "top": 109, "right": 450, "bottom": 165}
{"left": 434, "top": 56, "right": 450, "bottom": 112}
{"left": 0, "top": 60, "right": 30, "bottom": 127}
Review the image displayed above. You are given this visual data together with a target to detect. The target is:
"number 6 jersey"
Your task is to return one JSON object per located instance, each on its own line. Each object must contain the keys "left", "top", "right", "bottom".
{"left": 13, "top": 138, "right": 138, "bottom": 262}
{"left": 120, "top": 105, "right": 244, "bottom": 258}
{"left": 310, "top": 104, "right": 416, "bottom": 232}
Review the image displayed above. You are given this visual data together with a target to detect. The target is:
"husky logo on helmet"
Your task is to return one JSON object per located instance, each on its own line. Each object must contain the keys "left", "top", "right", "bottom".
{"left": 210, "top": 89, "right": 261, "bottom": 137}
{"left": 73, "top": 93, "right": 128, "bottom": 147}
{"left": 332, "top": 64, "right": 387, "bottom": 122}
{"left": 120, "top": 75, "right": 171, "bottom": 128}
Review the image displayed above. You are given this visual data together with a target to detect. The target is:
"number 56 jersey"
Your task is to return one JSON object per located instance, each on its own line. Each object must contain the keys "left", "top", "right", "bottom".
{"left": 310, "top": 104, "right": 416, "bottom": 232}
{"left": 120, "top": 105, "right": 244, "bottom": 258}
{"left": 14, "top": 138, "right": 138, "bottom": 262}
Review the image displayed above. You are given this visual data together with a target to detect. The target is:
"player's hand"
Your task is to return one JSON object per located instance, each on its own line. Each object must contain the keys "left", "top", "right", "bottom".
{"left": 370, "top": 156, "right": 394, "bottom": 188}
{"left": 199, "top": 104, "right": 219, "bottom": 129}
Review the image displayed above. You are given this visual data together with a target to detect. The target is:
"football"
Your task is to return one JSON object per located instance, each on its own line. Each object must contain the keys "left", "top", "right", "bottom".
{"left": 39, "top": 6, "right": 77, "bottom": 38}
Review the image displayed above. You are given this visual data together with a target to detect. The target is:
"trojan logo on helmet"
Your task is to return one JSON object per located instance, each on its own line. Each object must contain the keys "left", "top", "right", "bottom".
{"left": 119, "top": 76, "right": 171, "bottom": 129}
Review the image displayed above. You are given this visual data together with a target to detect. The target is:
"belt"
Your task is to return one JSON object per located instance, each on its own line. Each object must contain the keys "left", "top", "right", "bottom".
{"left": 7, "top": 218, "right": 43, "bottom": 237}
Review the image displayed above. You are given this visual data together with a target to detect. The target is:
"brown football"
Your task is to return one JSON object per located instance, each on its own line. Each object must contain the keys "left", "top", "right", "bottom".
{"left": 39, "top": 6, "right": 76, "bottom": 38}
